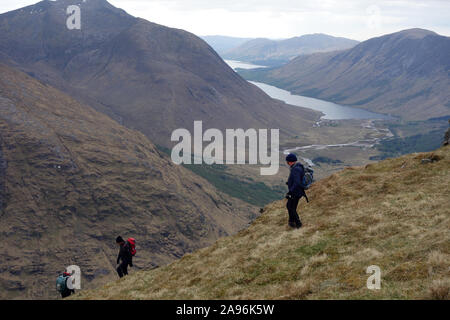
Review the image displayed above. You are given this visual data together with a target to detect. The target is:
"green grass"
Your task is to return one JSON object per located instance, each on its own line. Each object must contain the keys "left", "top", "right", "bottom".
{"left": 157, "top": 145, "right": 285, "bottom": 207}
{"left": 372, "top": 129, "right": 444, "bottom": 160}
{"left": 294, "top": 240, "right": 329, "bottom": 257}
{"left": 312, "top": 157, "right": 343, "bottom": 166}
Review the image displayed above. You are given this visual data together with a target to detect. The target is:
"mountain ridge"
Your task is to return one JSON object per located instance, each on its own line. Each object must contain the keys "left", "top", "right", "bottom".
{"left": 201, "top": 35, "right": 254, "bottom": 55}
{"left": 240, "top": 28, "right": 450, "bottom": 120}
{"left": 223, "top": 33, "right": 359, "bottom": 66}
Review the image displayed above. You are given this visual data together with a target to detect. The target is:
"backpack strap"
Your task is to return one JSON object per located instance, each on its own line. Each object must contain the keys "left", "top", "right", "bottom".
{"left": 299, "top": 179, "right": 309, "bottom": 203}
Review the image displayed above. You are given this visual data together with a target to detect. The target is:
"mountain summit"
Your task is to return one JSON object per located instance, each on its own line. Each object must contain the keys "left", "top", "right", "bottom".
{"left": 0, "top": 0, "right": 135, "bottom": 65}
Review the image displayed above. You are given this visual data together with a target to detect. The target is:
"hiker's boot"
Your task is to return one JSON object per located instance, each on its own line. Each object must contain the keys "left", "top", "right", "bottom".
{"left": 296, "top": 221, "right": 303, "bottom": 229}
{"left": 288, "top": 222, "right": 296, "bottom": 228}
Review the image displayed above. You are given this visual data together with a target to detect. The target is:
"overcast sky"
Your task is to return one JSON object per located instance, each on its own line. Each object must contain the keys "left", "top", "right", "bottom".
{"left": 0, "top": 0, "right": 449, "bottom": 40}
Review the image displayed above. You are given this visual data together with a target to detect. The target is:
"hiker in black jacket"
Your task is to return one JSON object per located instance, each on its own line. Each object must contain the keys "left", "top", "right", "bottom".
{"left": 60, "top": 271, "right": 75, "bottom": 298}
{"left": 116, "top": 236, "right": 133, "bottom": 278}
{"left": 285, "top": 153, "right": 305, "bottom": 229}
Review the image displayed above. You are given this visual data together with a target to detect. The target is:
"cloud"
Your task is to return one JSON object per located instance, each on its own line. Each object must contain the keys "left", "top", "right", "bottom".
{"left": 106, "top": 0, "right": 450, "bottom": 40}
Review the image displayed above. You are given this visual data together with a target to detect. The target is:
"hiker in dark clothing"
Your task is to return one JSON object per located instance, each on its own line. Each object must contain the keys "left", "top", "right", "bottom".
{"left": 58, "top": 271, "right": 75, "bottom": 298}
{"left": 285, "top": 153, "right": 305, "bottom": 229}
{"left": 116, "top": 236, "right": 133, "bottom": 278}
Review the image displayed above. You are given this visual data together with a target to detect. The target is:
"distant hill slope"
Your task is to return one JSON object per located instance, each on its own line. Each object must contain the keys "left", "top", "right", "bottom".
{"left": 75, "top": 146, "right": 449, "bottom": 299}
{"left": 0, "top": 64, "right": 255, "bottom": 299}
{"left": 242, "top": 29, "right": 450, "bottom": 121}
{"left": 201, "top": 35, "right": 254, "bottom": 55}
{"left": 223, "top": 34, "right": 359, "bottom": 66}
{"left": 0, "top": 0, "right": 319, "bottom": 147}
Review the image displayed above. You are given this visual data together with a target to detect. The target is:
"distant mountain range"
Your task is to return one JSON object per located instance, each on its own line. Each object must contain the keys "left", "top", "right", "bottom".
{"left": 201, "top": 35, "right": 253, "bottom": 55}
{"left": 242, "top": 29, "right": 450, "bottom": 120}
{"left": 0, "top": 0, "right": 318, "bottom": 148}
{"left": 219, "top": 34, "right": 359, "bottom": 66}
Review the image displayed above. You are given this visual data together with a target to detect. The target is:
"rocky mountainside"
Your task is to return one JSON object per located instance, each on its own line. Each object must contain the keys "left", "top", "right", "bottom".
{"left": 223, "top": 34, "right": 359, "bottom": 66}
{"left": 74, "top": 145, "right": 450, "bottom": 300}
{"left": 0, "top": 64, "right": 254, "bottom": 299}
{"left": 0, "top": 0, "right": 319, "bottom": 147}
{"left": 242, "top": 29, "right": 450, "bottom": 120}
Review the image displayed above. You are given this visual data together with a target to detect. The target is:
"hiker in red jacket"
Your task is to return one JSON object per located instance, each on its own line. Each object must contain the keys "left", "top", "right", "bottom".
{"left": 116, "top": 236, "right": 133, "bottom": 278}
{"left": 58, "top": 271, "right": 75, "bottom": 298}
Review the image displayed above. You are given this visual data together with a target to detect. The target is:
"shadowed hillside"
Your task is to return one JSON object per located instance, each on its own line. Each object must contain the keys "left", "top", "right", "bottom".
{"left": 74, "top": 146, "right": 449, "bottom": 300}
{"left": 0, "top": 64, "right": 255, "bottom": 299}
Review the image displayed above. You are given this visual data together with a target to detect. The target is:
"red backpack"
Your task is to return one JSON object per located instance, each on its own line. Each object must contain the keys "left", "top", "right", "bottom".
{"left": 127, "top": 238, "right": 136, "bottom": 256}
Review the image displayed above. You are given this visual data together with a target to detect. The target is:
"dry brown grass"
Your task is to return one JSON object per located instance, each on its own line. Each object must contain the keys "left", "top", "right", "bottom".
{"left": 427, "top": 280, "right": 449, "bottom": 300}
{"left": 74, "top": 146, "right": 450, "bottom": 300}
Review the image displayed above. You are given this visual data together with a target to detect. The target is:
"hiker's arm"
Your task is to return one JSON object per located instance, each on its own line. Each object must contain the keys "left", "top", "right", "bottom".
{"left": 117, "top": 251, "right": 121, "bottom": 264}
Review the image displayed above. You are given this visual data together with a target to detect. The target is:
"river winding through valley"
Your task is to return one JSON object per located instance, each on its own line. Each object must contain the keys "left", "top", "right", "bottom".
{"left": 225, "top": 60, "right": 394, "bottom": 166}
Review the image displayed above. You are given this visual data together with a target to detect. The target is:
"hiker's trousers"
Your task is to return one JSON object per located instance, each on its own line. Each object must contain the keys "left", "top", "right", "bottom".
{"left": 286, "top": 196, "right": 302, "bottom": 226}
{"left": 117, "top": 261, "right": 129, "bottom": 278}
{"left": 61, "top": 289, "right": 75, "bottom": 298}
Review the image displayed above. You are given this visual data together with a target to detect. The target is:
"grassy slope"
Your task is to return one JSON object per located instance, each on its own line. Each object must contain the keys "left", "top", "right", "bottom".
{"left": 0, "top": 64, "right": 255, "bottom": 299}
{"left": 75, "top": 147, "right": 449, "bottom": 300}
